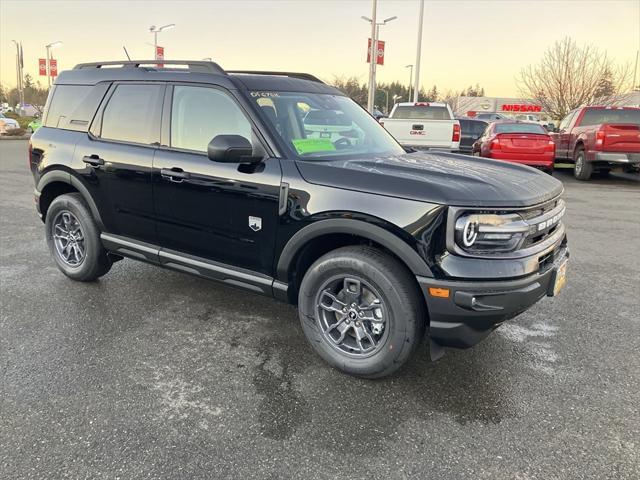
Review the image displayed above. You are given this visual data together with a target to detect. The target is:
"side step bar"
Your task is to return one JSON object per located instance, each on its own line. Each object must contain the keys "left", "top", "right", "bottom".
{"left": 100, "top": 233, "right": 287, "bottom": 298}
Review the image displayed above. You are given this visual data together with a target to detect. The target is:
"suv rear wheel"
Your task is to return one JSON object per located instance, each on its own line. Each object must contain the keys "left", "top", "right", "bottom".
{"left": 298, "top": 246, "right": 425, "bottom": 378}
{"left": 45, "top": 193, "right": 112, "bottom": 281}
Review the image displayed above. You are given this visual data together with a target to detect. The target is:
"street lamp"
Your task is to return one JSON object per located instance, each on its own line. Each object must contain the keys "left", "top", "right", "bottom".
{"left": 393, "top": 94, "right": 402, "bottom": 104}
{"left": 149, "top": 24, "right": 175, "bottom": 60}
{"left": 12, "top": 40, "right": 24, "bottom": 110}
{"left": 378, "top": 88, "right": 389, "bottom": 114}
{"left": 361, "top": 11, "right": 398, "bottom": 113}
{"left": 406, "top": 64, "right": 414, "bottom": 101}
{"left": 45, "top": 41, "right": 62, "bottom": 88}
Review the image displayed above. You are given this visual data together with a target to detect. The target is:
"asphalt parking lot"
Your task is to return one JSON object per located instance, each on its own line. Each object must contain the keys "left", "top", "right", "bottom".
{"left": 1, "top": 139, "right": 639, "bottom": 479}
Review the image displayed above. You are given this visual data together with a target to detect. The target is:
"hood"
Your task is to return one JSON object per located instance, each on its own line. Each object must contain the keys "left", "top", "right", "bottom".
{"left": 295, "top": 151, "right": 563, "bottom": 208}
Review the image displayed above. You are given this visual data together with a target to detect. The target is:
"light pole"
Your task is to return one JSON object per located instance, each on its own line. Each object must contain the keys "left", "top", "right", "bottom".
{"left": 45, "top": 41, "right": 62, "bottom": 88}
{"left": 149, "top": 24, "right": 175, "bottom": 60}
{"left": 413, "top": 0, "right": 424, "bottom": 102}
{"left": 393, "top": 94, "right": 402, "bottom": 105}
{"left": 406, "top": 64, "right": 414, "bottom": 101}
{"left": 361, "top": 10, "right": 398, "bottom": 113}
{"left": 378, "top": 88, "right": 389, "bottom": 113}
{"left": 11, "top": 41, "right": 24, "bottom": 110}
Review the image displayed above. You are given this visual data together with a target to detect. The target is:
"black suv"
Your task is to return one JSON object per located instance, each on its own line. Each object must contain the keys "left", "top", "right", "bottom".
{"left": 29, "top": 60, "right": 569, "bottom": 378}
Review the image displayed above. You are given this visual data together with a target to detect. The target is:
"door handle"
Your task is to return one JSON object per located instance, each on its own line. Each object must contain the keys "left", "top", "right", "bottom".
{"left": 161, "top": 168, "right": 191, "bottom": 183}
{"left": 412, "top": 124, "right": 424, "bottom": 130}
{"left": 82, "top": 154, "right": 105, "bottom": 167}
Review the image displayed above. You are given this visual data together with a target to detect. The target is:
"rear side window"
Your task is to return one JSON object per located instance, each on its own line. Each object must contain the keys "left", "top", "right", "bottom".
{"left": 579, "top": 109, "right": 640, "bottom": 126}
{"left": 44, "top": 85, "right": 91, "bottom": 128}
{"left": 100, "top": 84, "right": 163, "bottom": 144}
{"left": 392, "top": 106, "right": 451, "bottom": 120}
{"left": 170, "top": 85, "right": 252, "bottom": 152}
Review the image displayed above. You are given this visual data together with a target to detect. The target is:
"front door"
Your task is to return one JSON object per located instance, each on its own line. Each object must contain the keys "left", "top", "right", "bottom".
{"left": 152, "top": 84, "right": 282, "bottom": 275}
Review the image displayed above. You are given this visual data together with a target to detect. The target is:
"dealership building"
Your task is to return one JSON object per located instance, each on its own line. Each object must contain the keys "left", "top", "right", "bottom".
{"left": 451, "top": 96, "right": 550, "bottom": 120}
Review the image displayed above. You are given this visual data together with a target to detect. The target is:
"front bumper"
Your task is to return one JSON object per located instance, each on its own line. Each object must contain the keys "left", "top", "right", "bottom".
{"left": 417, "top": 246, "right": 569, "bottom": 349}
{"left": 594, "top": 152, "right": 640, "bottom": 164}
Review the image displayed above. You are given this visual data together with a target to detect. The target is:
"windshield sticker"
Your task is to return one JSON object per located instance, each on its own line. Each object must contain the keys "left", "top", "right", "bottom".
{"left": 250, "top": 91, "right": 280, "bottom": 98}
{"left": 291, "top": 138, "right": 336, "bottom": 155}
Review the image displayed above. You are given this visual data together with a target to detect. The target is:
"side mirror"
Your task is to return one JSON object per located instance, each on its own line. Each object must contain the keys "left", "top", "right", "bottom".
{"left": 207, "top": 134, "right": 261, "bottom": 163}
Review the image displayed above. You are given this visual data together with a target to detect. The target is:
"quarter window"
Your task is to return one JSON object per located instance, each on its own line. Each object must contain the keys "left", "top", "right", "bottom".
{"left": 100, "top": 84, "right": 163, "bottom": 144}
{"left": 171, "top": 86, "right": 252, "bottom": 152}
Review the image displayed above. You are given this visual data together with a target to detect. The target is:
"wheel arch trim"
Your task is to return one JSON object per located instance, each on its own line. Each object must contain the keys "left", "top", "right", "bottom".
{"left": 276, "top": 218, "right": 433, "bottom": 281}
{"left": 37, "top": 170, "right": 106, "bottom": 230}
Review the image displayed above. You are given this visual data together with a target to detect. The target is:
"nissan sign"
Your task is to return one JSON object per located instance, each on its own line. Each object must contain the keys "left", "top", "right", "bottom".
{"left": 501, "top": 104, "right": 542, "bottom": 112}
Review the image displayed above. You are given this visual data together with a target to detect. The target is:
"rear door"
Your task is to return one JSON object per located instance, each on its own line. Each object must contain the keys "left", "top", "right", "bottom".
{"left": 74, "top": 82, "right": 164, "bottom": 243}
{"left": 152, "top": 84, "right": 282, "bottom": 275}
{"left": 555, "top": 110, "right": 577, "bottom": 158}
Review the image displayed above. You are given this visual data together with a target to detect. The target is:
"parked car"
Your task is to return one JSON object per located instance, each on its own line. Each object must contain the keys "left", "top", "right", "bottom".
{"left": 474, "top": 112, "right": 509, "bottom": 121}
{"left": 29, "top": 60, "right": 568, "bottom": 378}
{"left": 552, "top": 106, "right": 640, "bottom": 180}
{"left": 472, "top": 121, "right": 555, "bottom": 173}
{"left": 455, "top": 118, "right": 488, "bottom": 154}
{"left": 380, "top": 102, "right": 460, "bottom": 151}
{"left": 372, "top": 108, "right": 386, "bottom": 121}
{"left": 302, "top": 109, "right": 362, "bottom": 144}
{"left": 27, "top": 117, "right": 42, "bottom": 133}
{"left": 0, "top": 112, "right": 20, "bottom": 135}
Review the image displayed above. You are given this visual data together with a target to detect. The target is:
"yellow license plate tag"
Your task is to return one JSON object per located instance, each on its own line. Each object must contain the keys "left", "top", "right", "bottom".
{"left": 553, "top": 260, "right": 568, "bottom": 296}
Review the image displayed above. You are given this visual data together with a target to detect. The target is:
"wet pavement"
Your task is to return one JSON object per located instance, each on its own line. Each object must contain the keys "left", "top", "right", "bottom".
{"left": 1, "top": 140, "right": 639, "bottom": 479}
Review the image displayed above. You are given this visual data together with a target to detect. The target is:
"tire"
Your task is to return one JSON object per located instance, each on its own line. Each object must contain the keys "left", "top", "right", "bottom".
{"left": 45, "top": 193, "right": 112, "bottom": 281}
{"left": 573, "top": 147, "right": 593, "bottom": 181}
{"left": 298, "top": 246, "right": 425, "bottom": 378}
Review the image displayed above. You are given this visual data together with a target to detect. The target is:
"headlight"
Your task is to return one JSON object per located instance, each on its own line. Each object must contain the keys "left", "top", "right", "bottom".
{"left": 454, "top": 212, "right": 529, "bottom": 253}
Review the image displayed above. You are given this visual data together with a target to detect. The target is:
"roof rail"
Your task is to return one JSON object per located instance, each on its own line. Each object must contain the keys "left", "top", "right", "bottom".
{"left": 227, "top": 70, "right": 325, "bottom": 84}
{"left": 73, "top": 60, "right": 226, "bottom": 75}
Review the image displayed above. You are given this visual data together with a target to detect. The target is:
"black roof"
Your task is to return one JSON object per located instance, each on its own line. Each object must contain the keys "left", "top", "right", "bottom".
{"left": 56, "top": 60, "right": 343, "bottom": 95}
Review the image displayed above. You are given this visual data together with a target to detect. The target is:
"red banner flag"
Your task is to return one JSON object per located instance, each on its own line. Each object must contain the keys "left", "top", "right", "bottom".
{"left": 156, "top": 46, "right": 165, "bottom": 68}
{"left": 366, "top": 39, "right": 385, "bottom": 65}
{"left": 39, "top": 58, "right": 47, "bottom": 76}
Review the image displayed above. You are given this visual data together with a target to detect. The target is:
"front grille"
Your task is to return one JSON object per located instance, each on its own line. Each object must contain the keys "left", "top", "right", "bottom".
{"left": 520, "top": 199, "right": 565, "bottom": 249}
{"left": 519, "top": 198, "right": 559, "bottom": 221}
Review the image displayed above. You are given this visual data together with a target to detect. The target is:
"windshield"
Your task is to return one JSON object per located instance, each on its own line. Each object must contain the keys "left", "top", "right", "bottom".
{"left": 495, "top": 123, "right": 547, "bottom": 134}
{"left": 250, "top": 92, "right": 405, "bottom": 159}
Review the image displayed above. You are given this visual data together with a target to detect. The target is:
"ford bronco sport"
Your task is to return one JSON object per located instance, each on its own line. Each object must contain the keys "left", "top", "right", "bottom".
{"left": 29, "top": 60, "right": 569, "bottom": 378}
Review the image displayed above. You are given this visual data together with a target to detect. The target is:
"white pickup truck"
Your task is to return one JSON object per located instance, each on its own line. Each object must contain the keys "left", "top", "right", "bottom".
{"left": 381, "top": 102, "right": 460, "bottom": 151}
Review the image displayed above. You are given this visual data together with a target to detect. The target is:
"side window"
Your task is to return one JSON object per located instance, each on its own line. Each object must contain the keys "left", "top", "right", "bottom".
{"left": 171, "top": 86, "right": 252, "bottom": 152}
{"left": 100, "top": 84, "right": 163, "bottom": 144}
{"left": 559, "top": 111, "right": 575, "bottom": 131}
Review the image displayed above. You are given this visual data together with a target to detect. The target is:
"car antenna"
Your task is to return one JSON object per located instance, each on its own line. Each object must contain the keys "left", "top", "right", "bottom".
{"left": 123, "top": 46, "right": 131, "bottom": 60}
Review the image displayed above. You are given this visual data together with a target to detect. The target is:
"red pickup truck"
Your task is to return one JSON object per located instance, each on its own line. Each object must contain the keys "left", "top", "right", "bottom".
{"left": 552, "top": 106, "right": 640, "bottom": 180}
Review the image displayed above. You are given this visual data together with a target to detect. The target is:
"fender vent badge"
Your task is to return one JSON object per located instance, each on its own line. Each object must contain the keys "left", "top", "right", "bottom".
{"left": 249, "top": 216, "right": 262, "bottom": 232}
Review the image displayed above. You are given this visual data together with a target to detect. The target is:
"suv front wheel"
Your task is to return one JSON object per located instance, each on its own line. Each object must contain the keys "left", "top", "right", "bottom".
{"left": 45, "top": 193, "right": 112, "bottom": 281}
{"left": 298, "top": 246, "right": 425, "bottom": 378}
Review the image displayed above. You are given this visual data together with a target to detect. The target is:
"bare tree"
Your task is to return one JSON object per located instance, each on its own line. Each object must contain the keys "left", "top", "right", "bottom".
{"left": 517, "top": 37, "right": 633, "bottom": 119}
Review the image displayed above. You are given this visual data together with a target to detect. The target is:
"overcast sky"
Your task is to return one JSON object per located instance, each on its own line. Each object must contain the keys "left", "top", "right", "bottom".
{"left": 1, "top": 0, "right": 638, "bottom": 97}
